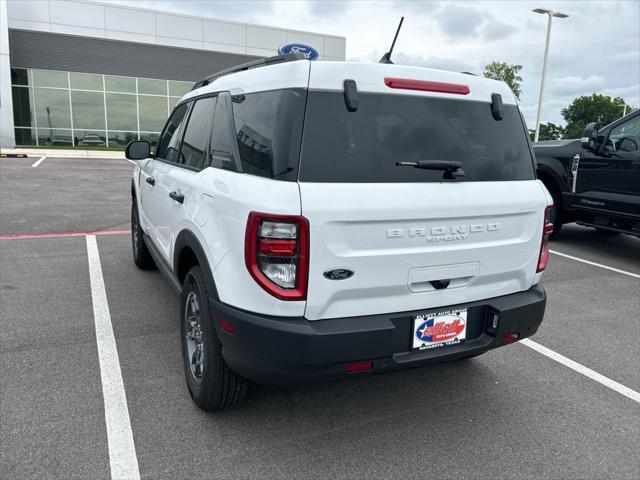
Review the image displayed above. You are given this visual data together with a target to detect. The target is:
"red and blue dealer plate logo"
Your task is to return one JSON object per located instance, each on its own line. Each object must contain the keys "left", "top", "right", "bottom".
{"left": 413, "top": 309, "right": 467, "bottom": 350}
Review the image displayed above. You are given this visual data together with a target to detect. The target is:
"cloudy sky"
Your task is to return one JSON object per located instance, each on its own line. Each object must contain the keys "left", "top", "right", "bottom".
{"left": 106, "top": 0, "right": 639, "bottom": 128}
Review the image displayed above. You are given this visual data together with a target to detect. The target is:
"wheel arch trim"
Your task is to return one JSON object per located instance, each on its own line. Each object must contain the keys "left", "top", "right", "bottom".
{"left": 174, "top": 229, "right": 219, "bottom": 301}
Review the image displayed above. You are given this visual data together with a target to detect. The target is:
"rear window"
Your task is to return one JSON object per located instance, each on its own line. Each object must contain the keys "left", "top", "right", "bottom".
{"left": 299, "top": 92, "right": 535, "bottom": 182}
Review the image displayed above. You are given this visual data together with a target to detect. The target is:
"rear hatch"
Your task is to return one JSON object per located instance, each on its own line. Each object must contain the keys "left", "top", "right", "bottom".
{"left": 299, "top": 63, "right": 549, "bottom": 320}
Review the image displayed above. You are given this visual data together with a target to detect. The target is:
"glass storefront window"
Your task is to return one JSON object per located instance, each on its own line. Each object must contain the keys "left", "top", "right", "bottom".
{"left": 139, "top": 95, "right": 167, "bottom": 132}
{"left": 12, "top": 68, "right": 191, "bottom": 148}
{"left": 70, "top": 72, "right": 103, "bottom": 91}
{"left": 105, "top": 75, "right": 136, "bottom": 93}
{"left": 75, "top": 130, "right": 107, "bottom": 147}
{"left": 108, "top": 131, "right": 138, "bottom": 147}
{"left": 12, "top": 87, "right": 35, "bottom": 128}
{"left": 138, "top": 78, "right": 167, "bottom": 96}
{"left": 15, "top": 128, "right": 36, "bottom": 145}
{"left": 140, "top": 132, "right": 160, "bottom": 150}
{"left": 37, "top": 128, "right": 73, "bottom": 146}
{"left": 11, "top": 68, "right": 29, "bottom": 86}
{"left": 34, "top": 88, "right": 72, "bottom": 129}
{"left": 168, "top": 80, "right": 193, "bottom": 97}
{"left": 71, "top": 91, "right": 106, "bottom": 130}
{"left": 32, "top": 69, "right": 68, "bottom": 88}
{"left": 106, "top": 93, "right": 137, "bottom": 131}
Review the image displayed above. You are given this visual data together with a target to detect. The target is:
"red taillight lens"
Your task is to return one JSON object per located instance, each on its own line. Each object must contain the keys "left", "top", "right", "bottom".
{"left": 259, "top": 239, "right": 297, "bottom": 257}
{"left": 537, "top": 205, "right": 554, "bottom": 273}
{"left": 345, "top": 361, "right": 373, "bottom": 374}
{"left": 245, "top": 212, "right": 309, "bottom": 301}
{"left": 384, "top": 77, "right": 470, "bottom": 95}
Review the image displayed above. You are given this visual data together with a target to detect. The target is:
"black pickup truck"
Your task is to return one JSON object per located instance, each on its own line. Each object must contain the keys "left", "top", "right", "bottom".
{"left": 533, "top": 110, "right": 640, "bottom": 237}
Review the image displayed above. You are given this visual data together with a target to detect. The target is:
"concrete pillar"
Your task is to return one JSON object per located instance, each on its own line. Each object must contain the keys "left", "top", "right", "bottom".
{"left": 0, "top": 0, "right": 15, "bottom": 148}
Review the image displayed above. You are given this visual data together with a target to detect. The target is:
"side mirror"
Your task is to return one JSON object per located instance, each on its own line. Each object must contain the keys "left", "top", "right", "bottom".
{"left": 580, "top": 123, "right": 600, "bottom": 152}
{"left": 125, "top": 141, "right": 150, "bottom": 160}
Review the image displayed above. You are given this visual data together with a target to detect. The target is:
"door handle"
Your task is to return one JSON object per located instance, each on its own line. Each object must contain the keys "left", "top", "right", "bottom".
{"left": 169, "top": 191, "right": 184, "bottom": 204}
{"left": 145, "top": 176, "right": 155, "bottom": 186}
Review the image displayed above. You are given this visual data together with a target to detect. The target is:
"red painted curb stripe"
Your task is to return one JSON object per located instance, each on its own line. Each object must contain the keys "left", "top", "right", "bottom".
{"left": 0, "top": 230, "right": 131, "bottom": 240}
{"left": 0, "top": 166, "right": 132, "bottom": 171}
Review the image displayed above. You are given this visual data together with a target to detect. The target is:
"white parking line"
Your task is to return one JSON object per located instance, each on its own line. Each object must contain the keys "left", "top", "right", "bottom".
{"left": 86, "top": 235, "right": 141, "bottom": 480}
{"left": 550, "top": 249, "right": 640, "bottom": 279}
{"left": 30, "top": 156, "right": 47, "bottom": 167}
{"left": 520, "top": 338, "right": 640, "bottom": 404}
{"left": 126, "top": 160, "right": 136, "bottom": 165}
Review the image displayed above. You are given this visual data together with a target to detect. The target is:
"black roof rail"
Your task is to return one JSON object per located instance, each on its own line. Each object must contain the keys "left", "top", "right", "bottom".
{"left": 192, "top": 52, "right": 307, "bottom": 90}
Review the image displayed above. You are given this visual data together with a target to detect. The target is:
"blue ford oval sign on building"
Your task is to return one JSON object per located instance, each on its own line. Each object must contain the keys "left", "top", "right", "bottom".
{"left": 278, "top": 43, "right": 319, "bottom": 60}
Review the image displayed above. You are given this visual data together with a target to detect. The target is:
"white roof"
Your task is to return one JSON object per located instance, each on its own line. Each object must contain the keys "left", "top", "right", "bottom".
{"left": 185, "top": 60, "right": 518, "bottom": 105}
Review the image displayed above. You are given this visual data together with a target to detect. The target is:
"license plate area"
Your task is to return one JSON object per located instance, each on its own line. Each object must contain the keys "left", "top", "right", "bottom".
{"left": 412, "top": 309, "right": 467, "bottom": 351}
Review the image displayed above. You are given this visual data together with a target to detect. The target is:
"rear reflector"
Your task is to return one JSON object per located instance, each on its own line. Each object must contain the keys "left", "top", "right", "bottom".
{"left": 502, "top": 333, "right": 520, "bottom": 344}
{"left": 219, "top": 319, "right": 235, "bottom": 335}
{"left": 384, "top": 77, "right": 470, "bottom": 95}
{"left": 345, "top": 361, "right": 373, "bottom": 374}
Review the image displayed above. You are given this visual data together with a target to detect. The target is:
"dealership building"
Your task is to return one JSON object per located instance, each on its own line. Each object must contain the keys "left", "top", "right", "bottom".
{"left": 0, "top": 0, "right": 346, "bottom": 148}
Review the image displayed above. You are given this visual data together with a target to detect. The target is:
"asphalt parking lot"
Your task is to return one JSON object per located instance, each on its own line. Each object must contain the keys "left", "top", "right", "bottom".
{"left": 1, "top": 155, "right": 639, "bottom": 480}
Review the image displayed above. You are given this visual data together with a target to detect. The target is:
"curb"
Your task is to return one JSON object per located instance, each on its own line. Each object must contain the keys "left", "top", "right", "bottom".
{"left": 0, "top": 148, "right": 126, "bottom": 160}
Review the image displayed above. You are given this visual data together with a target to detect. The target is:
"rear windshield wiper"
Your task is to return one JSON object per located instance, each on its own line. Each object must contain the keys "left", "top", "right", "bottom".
{"left": 396, "top": 160, "right": 465, "bottom": 179}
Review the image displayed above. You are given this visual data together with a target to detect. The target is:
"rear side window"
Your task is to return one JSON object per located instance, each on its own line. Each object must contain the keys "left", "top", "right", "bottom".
{"left": 180, "top": 97, "right": 216, "bottom": 170}
{"left": 231, "top": 89, "right": 306, "bottom": 181}
{"left": 210, "top": 92, "right": 241, "bottom": 172}
{"left": 156, "top": 103, "right": 189, "bottom": 162}
{"left": 299, "top": 92, "right": 535, "bottom": 182}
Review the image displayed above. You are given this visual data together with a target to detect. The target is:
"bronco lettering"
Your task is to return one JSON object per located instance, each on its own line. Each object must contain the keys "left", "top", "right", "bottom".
{"left": 386, "top": 223, "right": 500, "bottom": 241}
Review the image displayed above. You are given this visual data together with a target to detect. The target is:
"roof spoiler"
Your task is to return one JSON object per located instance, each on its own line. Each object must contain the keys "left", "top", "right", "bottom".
{"left": 192, "top": 52, "right": 307, "bottom": 90}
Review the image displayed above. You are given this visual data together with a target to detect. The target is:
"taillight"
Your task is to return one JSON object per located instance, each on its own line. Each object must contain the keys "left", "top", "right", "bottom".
{"left": 384, "top": 77, "right": 470, "bottom": 95}
{"left": 245, "top": 212, "right": 309, "bottom": 301}
{"left": 537, "top": 205, "right": 554, "bottom": 272}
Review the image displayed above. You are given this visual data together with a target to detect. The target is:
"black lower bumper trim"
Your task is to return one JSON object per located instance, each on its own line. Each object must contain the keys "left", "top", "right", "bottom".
{"left": 211, "top": 285, "right": 546, "bottom": 385}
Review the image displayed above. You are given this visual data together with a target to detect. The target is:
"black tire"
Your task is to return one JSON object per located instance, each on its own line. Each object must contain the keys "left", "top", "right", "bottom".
{"left": 542, "top": 180, "right": 563, "bottom": 237}
{"left": 180, "top": 266, "right": 247, "bottom": 411}
{"left": 131, "top": 200, "right": 156, "bottom": 270}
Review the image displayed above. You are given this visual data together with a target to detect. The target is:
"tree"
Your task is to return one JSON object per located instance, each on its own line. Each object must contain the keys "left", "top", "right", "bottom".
{"left": 483, "top": 61, "right": 523, "bottom": 100}
{"left": 529, "top": 122, "right": 565, "bottom": 142}
{"left": 561, "top": 94, "right": 633, "bottom": 139}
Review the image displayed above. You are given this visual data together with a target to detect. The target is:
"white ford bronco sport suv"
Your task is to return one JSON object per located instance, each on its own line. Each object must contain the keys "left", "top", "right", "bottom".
{"left": 125, "top": 53, "right": 553, "bottom": 411}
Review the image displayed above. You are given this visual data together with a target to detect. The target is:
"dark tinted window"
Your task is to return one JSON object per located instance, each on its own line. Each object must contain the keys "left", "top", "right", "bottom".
{"left": 210, "top": 92, "right": 240, "bottom": 172}
{"left": 299, "top": 92, "right": 535, "bottom": 182}
{"left": 11, "top": 68, "right": 29, "bottom": 86}
{"left": 180, "top": 97, "right": 216, "bottom": 170}
{"left": 156, "top": 103, "right": 189, "bottom": 162}
{"left": 232, "top": 89, "right": 306, "bottom": 180}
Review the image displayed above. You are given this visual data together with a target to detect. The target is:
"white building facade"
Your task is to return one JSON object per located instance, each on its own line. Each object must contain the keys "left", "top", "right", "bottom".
{"left": 0, "top": 0, "right": 346, "bottom": 148}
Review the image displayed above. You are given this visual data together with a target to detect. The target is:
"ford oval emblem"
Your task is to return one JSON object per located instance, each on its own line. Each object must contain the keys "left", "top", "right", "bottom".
{"left": 323, "top": 268, "right": 354, "bottom": 280}
{"left": 278, "top": 43, "right": 319, "bottom": 61}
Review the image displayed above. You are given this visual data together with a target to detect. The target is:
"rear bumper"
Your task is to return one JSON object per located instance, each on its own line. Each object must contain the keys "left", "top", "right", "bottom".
{"left": 211, "top": 285, "right": 546, "bottom": 385}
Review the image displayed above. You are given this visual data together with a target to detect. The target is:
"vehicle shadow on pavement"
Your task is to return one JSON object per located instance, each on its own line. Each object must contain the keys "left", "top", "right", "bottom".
{"left": 214, "top": 357, "right": 493, "bottom": 425}
{"left": 551, "top": 224, "right": 640, "bottom": 269}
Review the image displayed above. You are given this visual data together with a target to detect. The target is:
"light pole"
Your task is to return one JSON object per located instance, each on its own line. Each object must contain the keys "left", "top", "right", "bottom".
{"left": 532, "top": 8, "right": 569, "bottom": 142}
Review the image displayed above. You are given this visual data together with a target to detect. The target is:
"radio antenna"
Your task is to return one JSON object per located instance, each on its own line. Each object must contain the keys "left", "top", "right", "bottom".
{"left": 379, "top": 17, "right": 404, "bottom": 64}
